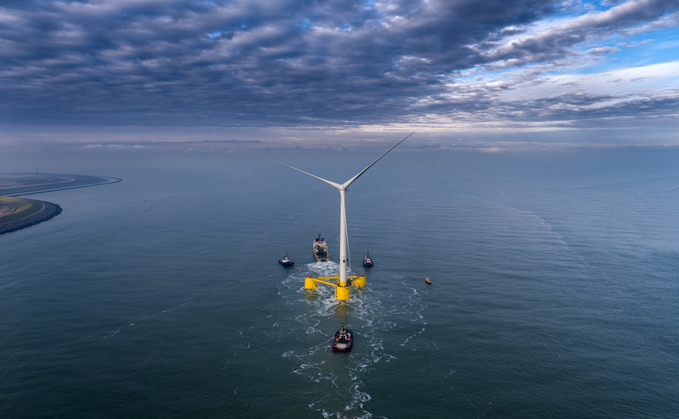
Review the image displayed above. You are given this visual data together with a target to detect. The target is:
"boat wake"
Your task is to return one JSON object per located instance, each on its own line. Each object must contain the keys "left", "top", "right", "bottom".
{"left": 275, "top": 262, "right": 428, "bottom": 418}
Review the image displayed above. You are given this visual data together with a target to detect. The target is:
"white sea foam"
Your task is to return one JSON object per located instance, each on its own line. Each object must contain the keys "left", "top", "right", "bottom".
{"left": 275, "top": 262, "right": 428, "bottom": 418}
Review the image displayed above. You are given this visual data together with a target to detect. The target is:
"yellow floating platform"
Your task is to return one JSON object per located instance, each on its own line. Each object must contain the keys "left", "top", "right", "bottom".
{"left": 304, "top": 275, "right": 366, "bottom": 300}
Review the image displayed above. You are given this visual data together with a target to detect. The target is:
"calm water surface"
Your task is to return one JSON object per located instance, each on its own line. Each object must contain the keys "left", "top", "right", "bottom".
{"left": 1, "top": 147, "right": 678, "bottom": 418}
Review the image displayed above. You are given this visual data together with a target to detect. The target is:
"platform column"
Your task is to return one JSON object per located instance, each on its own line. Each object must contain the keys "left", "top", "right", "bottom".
{"left": 305, "top": 277, "right": 317, "bottom": 289}
{"left": 335, "top": 285, "right": 350, "bottom": 300}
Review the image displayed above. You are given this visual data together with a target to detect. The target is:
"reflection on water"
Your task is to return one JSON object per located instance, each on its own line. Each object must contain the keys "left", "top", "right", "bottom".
{"left": 2, "top": 147, "right": 679, "bottom": 418}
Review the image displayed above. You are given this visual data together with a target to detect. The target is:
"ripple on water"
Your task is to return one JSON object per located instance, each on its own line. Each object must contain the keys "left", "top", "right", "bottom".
{"left": 273, "top": 261, "right": 428, "bottom": 418}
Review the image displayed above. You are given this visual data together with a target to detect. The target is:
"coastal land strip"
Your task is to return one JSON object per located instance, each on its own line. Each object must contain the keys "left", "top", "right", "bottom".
{"left": 0, "top": 173, "right": 121, "bottom": 235}
{"left": 0, "top": 196, "right": 62, "bottom": 235}
{"left": 0, "top": 173, "right": 122, "bottom": 196}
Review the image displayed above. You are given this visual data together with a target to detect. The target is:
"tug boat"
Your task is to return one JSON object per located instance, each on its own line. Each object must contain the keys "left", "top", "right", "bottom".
{"left": 313, "top": 234, "right": 330, "bottom": 262}
{"left": 363, "top": 250, "right": 373, "bottom": 268}
{"left": 279, "top": 253, "right": 294, "bottom": 267}
{"left": 332, "top": 323, "right": 353, "bottom": 352}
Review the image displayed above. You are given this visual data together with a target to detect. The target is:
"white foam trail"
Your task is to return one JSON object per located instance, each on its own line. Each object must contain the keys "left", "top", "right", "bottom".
{"left": 274, "top": 263, "right": 428, "bottom": 417}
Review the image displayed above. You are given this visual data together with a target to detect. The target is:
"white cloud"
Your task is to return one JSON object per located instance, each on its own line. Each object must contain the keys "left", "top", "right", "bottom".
{"left": 499, "top": 60, "right": 679, "bottom": 100}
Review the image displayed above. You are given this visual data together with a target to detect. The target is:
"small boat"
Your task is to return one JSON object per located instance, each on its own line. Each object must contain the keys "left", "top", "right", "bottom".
{"left": 332, "top": 323, "right": 353, "bottom": 352}
{"left": 425, "top": 277, "right": 432, "bottom": 284}
{"left": 313, "top": 234, "right": 330, "bottom": 262}
{"left": 363, "top": 250, "right": 373, "bottom": 268}
{"left": 279, "top": 253, "right": 294, "bottom": 267}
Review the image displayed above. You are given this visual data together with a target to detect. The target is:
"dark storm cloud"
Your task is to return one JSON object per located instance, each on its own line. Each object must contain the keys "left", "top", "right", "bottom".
{"left": 0, "top": 0, "right": 677, "bottom": 129}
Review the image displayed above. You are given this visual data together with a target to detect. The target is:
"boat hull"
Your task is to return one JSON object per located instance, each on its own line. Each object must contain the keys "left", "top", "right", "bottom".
{"left": 332, "top": 329, "right": 354, "bottom": 352}
{"left": 362, "top": 251, "right": 373, "bottom": 267}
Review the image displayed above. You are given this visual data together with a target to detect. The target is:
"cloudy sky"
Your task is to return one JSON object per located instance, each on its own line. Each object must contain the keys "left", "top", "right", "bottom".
{"left": 1, "top": 0, "right": 678, "bottom": 146}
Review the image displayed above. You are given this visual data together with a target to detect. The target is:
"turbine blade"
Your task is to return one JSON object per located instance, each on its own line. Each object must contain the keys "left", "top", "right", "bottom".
{"left": 342, "top": 132, "right": 414, "bottom": 189}
{"left": 272, "top": 159, "right": 342, "bottom": 189}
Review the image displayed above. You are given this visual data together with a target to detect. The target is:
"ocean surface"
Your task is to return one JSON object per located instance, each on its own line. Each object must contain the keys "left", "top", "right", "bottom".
{"left": 1, "top": 145, "right": 678, "bottom": 418}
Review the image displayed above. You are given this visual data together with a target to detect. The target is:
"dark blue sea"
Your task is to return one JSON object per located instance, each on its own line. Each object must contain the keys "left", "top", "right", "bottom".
{"left": 1, "top": 145, "right": 678, "bottom": 418}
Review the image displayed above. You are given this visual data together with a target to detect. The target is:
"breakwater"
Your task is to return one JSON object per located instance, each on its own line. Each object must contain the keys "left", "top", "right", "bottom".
{"left": 0, "top": 198, "right": 62, "bottom": 235}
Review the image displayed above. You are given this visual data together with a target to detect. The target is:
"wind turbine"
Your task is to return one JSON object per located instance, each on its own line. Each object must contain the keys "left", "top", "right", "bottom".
{"left": 279, "top": 132, "right": 414, "bottom": 298}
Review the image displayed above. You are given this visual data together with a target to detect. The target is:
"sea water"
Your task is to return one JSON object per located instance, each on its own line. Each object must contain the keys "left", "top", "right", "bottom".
{"left": 1, "top": 145, "right": 678, "bottom": 418}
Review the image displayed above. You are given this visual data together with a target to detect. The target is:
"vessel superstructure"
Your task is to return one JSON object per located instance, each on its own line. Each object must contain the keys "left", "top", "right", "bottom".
{"left": 363, "top": 250, "right": 373, "bottom": 268}
{"left": 313, "top": 234, "right": 330, "bottom": 262}
{"left": 332, "top": 323, "right": 353, "bottom": 352}
{"left": 279, "top": 253, "right": 294, "bottom": 267}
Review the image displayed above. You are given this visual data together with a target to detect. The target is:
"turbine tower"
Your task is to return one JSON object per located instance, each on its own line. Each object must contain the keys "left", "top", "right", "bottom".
{"left": 280, "top": 132, "right": 413, "bottom": 299}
